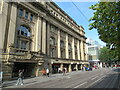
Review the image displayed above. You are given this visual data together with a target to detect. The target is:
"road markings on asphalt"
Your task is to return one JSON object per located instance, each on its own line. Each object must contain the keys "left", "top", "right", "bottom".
{"left": 86, "top": 75, "right": 106, "bottom": 88}
{"left": 73, "top": 82, "right": 87, "bottom": 88}
{"left": 91, "top": 76, "right": 98, "bottom": 80}
{"left": 67, "top": 76, "right": 71, "bottom": 78}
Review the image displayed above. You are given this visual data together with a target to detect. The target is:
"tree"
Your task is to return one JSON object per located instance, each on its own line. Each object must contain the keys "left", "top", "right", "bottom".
{"left": 98, "top": 47, "right": 118, "bottom": 63}
{"left": 89, "top": 2, "right": 120, "bottom": 62}
{"left": 98, "top": 47, "right": 109, "bottom": 62}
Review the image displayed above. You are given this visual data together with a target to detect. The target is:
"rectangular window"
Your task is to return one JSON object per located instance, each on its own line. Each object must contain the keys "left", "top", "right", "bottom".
{"left": 21, "top": 40, "right": 27, "bottom": 50}
{"left": 50, "top": 48, "right": 54, "bottom": 57}
{"left": 19, "top": 8, "right": 23, "bottom": 17}
{"left": 30, "top": 14, "right": 33, "bottom": 21}
{"left": 25, "top": 11, "right": 28, "bottom": 19}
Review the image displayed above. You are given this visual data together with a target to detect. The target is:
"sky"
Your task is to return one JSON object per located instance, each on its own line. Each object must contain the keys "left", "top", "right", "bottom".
{"left": 54, "top": 2, "right": 106, "bottom": 46}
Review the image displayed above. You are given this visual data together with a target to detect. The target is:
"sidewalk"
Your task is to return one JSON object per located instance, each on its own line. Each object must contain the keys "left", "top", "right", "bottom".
{"left": 2, "top": 70, "right": 83, "bottom": 88}
{"left": 2, "top": 68, "right": 107, "bottom": 88}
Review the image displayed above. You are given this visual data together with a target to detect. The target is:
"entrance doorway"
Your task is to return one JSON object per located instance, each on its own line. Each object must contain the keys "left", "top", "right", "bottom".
{"left": 12, "top": 62, "right": 36, "bottom": 78}
{"left": 52, "top": 64, "right": 60, "bottom": 74}
{"left": 71, "top": 64, "right": 76, "bottom": 71}
{"left": 63, "top": 64, "right": 69, "bottom": 72}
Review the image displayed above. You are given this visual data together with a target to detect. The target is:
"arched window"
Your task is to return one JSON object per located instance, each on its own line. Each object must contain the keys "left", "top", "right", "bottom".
{"left": 16, "top": 25, "right": 31, "bottom": 50}
{"left": 17, "top": 25, "right": 31, "bottom": 37}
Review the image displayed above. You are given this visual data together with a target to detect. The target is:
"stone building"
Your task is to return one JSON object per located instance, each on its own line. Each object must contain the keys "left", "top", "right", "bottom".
{"left": 0, "top": 1, "right": 88, "bottom": 80}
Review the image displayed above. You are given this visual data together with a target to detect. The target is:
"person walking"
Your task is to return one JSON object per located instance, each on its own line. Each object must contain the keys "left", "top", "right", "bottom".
{"left": 63, "top": 67, "right": 66, "bottom": 76}
{"left": 58, "top": 68, "right": 61, "bottom": 73}
{"left": 16, "top": 70, "right": 24, "bottom": 85}
{"left": 42, "top": 68, "right": 46, "bottom": 76}
{"left": 46, "top": 68, "right": 49, "bottom": 77}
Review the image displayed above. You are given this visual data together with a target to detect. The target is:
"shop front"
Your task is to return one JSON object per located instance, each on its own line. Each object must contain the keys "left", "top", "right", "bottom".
{"left": 12, "top": 62, "right": 37, "bottom": 79}
{"left": 52, "top": 63, "right": 60, "bottom": 74}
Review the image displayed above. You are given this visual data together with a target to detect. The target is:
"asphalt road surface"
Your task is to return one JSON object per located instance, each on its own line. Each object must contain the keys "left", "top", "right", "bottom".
{"left": 4, "top": 68, "right": 120, "bottom": 89}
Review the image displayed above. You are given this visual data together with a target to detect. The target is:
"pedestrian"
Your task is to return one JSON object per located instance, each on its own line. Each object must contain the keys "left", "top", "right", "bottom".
{"left": 115, "top": 64, "right": 117, "bottom": 68}
{"left": 63, "top": 67, "right": 66, "bottom": 75}
{"left": 16, "top": 70, "right": 24, "bottom": 85}
{"left": 83, "top": 66, "right": 86, "bottom": 71}
{"left": 46, "top": 68, "right": 49, "bottom": 77}
{"left": 58, "top": 68, "right": 61, "bottom": 73}
{"left": 42, "top": 68, "right": 46, "bottom": 76}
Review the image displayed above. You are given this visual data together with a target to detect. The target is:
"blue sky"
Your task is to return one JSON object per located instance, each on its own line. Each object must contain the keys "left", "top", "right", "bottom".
{"left": 54, "top": 2, "right": 106, "bottom": 46}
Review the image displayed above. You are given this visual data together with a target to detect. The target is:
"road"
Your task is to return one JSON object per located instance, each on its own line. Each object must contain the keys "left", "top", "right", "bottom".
{"left": 4, "top": 68, "right": 120, "bottom": 89}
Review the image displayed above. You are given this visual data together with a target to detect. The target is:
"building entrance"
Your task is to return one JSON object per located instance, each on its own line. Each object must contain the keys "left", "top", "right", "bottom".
{"left": 71, "top": 64, "right": 76, "bottom": 71}
{"left": 63, "top": 64, "right": 69, "bottom": 72}
{"left": 12, "top": 62, "right": 36, "bottom": 78}
{"left": 52, "top": 64, "right": 60, "bottom": 74}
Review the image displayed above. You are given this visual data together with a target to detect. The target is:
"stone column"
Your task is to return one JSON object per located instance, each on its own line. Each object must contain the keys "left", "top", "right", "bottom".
{"left": 69, "top": 64, "right": 72, "bottom": 72}
{"left": 42, "top": 19, "right": 46, "bottom": 54}
{"left": 75, "top": 64, "right": 78, "bottom": 71}
{"left": 72, "top": 37, "right": 75, "bottom": 59}
{"left": 60, "top": 63, "right": 63, "bottom": 71}
{"left": 7, "top": 3, "right": 17, "bottom": 51}
{"left": 80, "top": 40, "right": 84, "bottom": 61}
{"left": 65, "top": 34, "right": 69, "bottom": 59}
{"left": 81, "top": 64, "right": 83, "bottom": 70}
{"left": 57, "top": 29, "right": 60, "bottom": 58}
{"left": 46, "top": 22, "right": 50, "bottom": 56}
{"left": 35, "top": 17, "right": 42, "bottom": 52}
{"left": 77, "top": 40, "right": 80, "bottom": 60}
{"left": 0, "top": 1, "right": 3, "bottom": 13}
{"left": 84, "top": 42, "right": 87, "bottom": 61}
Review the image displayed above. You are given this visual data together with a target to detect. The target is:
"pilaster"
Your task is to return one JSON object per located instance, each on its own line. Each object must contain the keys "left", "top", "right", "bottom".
{"left": 69, "top": 64, "right": 72, "bottom": 72}
{"left": 77, "top": 40, "right": 80, "bottom": 60}
{"left": 35, "top": 17, "right": 42, "bottom": 52}
{"left": 72, "top": 37, "right": 75, "bottom": 59}
{"left": 57, "top": 29, "right": 60, "bottom": 58}
{"left": 65, "top": 34, "right": 68, "bottom": 59}
{"left": 80, "top": 41, "right": 84, "bottom": 61}
{"left": 42, "top": 19, "right": 46, "bottom": 54}
{"left": 75, "top": 64, "right": 78, "bottom": 71}
{"left": 46, "top": 22, "right": 50, "bottom": 56}
{"left": 60, "top": 63, "right": 63, "bottom": 71}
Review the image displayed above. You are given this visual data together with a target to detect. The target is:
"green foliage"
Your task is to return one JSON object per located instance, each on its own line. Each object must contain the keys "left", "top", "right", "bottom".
{"left": 89, "top": 2, "right": 120, "bottom": 61}
{"left": 98, "top": 47, "right": 118, "bottom": 62}
{"left": 98, "top": 47, "right": 109, "bottom": 62}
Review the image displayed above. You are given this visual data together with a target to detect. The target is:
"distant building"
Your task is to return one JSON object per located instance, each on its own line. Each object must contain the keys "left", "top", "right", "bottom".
{"left": 86, "top": 38, "right": 103, "bottom": 67}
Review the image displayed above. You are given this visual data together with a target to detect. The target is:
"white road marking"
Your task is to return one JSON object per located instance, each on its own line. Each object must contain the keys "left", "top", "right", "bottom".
{"left": 66, "top": 76, "right": 71, "bottom": 78}
{"left": 91, "top": 76, "right": 98, "bottom": 80}
{"left": 86, "top": 75, "right": 106, "bottom": 88}
{"left": 73, "top": 82, "right": 87, "bottom": 88}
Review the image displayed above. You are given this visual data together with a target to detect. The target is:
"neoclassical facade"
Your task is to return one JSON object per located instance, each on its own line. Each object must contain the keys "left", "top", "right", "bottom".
{"left": 0, "top": 2, "right": 88, "bottom": 80}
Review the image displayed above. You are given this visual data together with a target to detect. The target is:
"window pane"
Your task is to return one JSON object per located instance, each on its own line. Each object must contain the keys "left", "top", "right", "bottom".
{"left": 17, "top": 25, "right": 31, "bottom": 37}
{"left": 25, "top": 12, "right": 28, "bottom": 19}
{"left": 60, "top": 41, "right": 64, "bottom": 47}
{"left": 19, "top": 9, "right": 23, "bottom": 17}
{"left": 30, "top": 14, "right": 33, "bottom": 21}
